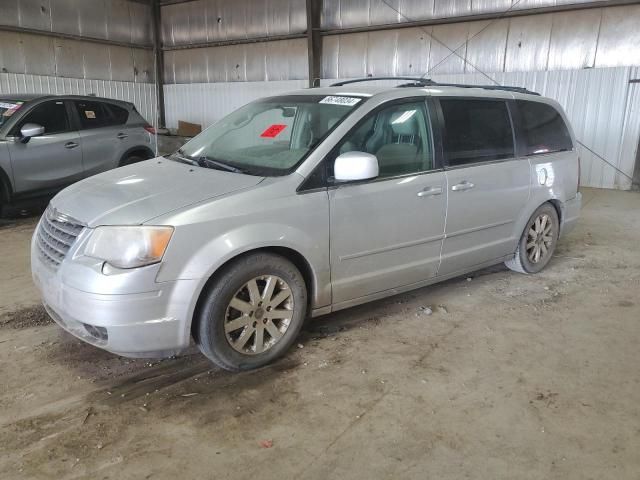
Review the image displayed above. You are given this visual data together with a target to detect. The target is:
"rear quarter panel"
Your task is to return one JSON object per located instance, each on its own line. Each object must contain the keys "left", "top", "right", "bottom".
{"left": 122, "top": 126, "right": 153, "bottom": 157}
{"left": 507, "top": 96, "right": 580, "bottom": 242}
{"left": 526, "top": 149, "right": 580, "bottom": 233}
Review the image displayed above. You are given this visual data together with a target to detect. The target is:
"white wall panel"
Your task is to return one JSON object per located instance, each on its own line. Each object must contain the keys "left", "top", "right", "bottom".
{"left": 547, "top": 9, "right": 600, "bottom": 70}
{"left": 504, "top": 14, "right": 552, "bottom": 72}
{"left": 472, "top": 0, "right": 511, "bottom": 15}
{"left": 163, "top": 38, "right": 307, "bottom": 84}
{"left": 433, "top": 0, "right": 471, "bottom": 18}
{"left": 0, "top": 0, "right": 152, "bottom": 45}
{"left": 321, "top": 5, "right": 640, "bottom": 80}
{"left": 163, "top": 79, "right": 308, "bottom": 129}
{"left": 161, "top": 0, "right": 306, "bottom": 47}
{"left": 17, "top": 0, "right": 52, "bottom": 32}
{"left": 395, "top": 27, "right": 431, "bottom": 77}
{"left": 465, "top": 19, "right": 508, "bottom": 75}
{"left": 0, "top": 72, "right": 157, "bottom": 126}
{"left": 321, "top": 0, "right": 613, "bottom": 28}
{"left": 595, "top": 5, "right": 640, "bottom": 68}
{"left": 429, "top": 23, "right": 469, "bottom": 75}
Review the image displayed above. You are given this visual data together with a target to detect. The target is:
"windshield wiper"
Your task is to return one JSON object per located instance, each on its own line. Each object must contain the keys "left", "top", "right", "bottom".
{"left": 196, "top": 156, "right": 246, "bottom": 174}
{"left": 170, "top": 149, "right": 199, "bottom": 166}
{"left": 170, "top": 150, "right": 247, "bottom": 173}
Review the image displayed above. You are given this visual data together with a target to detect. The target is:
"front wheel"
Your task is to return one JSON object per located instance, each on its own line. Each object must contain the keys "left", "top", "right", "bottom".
{"left": 505, "top": 203, "right": 559, "bottom": 274}
{"left": 194, "top": 252, "right": 307, "bottom": 371}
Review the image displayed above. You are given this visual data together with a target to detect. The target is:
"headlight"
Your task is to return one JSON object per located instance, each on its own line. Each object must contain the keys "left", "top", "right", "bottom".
{"left": 84, "top": 226, "right": 174, "bottom": 269}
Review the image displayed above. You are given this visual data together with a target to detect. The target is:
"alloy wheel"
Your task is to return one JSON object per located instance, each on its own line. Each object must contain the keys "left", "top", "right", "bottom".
{"left": 526, "top": 213, "right": 554, "bottom": 264}
{"left": 224, "top": 275, "right": 294, "bottom": 355}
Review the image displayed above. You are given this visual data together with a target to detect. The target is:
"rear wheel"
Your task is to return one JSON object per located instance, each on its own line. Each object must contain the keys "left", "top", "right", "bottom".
{"left": 119, "top": 153, "right": 149, "bottom": 167}
{"left": 506, "top": 203, "right": 559, "bottom": 274}
{"left": 194, "top": 252, "right": 307, "bottom": 371}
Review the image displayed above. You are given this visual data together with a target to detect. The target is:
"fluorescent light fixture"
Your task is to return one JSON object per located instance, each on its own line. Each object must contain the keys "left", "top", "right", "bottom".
{"left": 392, "top": 110, "right": 416, "bottom": 124}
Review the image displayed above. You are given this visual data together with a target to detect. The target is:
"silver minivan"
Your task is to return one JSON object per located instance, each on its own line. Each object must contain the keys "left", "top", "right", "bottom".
{"left": 0, "top": 94, "right": 155, "bottom": 213}
{"left": 31, "top": 79, "right": 582, "bottom": 371}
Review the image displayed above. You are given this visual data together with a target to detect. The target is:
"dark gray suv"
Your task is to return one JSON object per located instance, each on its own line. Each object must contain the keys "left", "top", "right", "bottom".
{"left": 0, "top": 94, "right": 155, "bottom": 213}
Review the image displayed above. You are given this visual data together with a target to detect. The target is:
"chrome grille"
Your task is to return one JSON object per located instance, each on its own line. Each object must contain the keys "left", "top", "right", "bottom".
{"left": 36, "top": 207, "right": 84, "bottom": 269}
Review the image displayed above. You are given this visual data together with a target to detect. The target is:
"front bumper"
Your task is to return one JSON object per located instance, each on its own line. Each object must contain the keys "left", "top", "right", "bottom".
{"left": 560, "top": 192, "right": 582, "bottom": 236}
{"left": 31, "top": 227, "right": 199, "bottom": 358}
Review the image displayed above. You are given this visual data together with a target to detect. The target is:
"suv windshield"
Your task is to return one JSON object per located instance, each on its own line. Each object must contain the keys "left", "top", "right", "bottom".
{"left": 173, "top": 94, "right": 363, "bottom": 176}
{"left": 0, "top": 100, "right": 25, "bottom": 128}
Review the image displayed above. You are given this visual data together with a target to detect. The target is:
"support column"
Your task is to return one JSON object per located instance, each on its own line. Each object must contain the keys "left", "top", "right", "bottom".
{"left": 152, "top": 0, "right": 166, "bottom": 128}
{"left": 306, "top": 0, "right": 323, "bottom": 87}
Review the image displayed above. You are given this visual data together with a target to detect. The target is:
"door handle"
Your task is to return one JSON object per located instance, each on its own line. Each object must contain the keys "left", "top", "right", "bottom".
{"left": 116, "top": 133, "right": 128, "bottom": 139}
{"left": 64, "top": 142, "right": 79, "bottom": 149}
{"left": 451, "top": 181, "right": 475, "bottom": 192}
{"left": 417, "top": 186, "right": 443, "bottom": 197}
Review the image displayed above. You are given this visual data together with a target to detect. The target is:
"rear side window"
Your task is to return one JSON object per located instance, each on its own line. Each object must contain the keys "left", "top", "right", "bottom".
{"left": 74, "top": 101, "right": 112, "bottom": 129}
{"left": 104, "top": 103, "right": 129, "bottom": 125}
{"left": 15, "top": 100, "right": 70, "bottom": 135}
{"left": 440, "top": 99, "right": 514, "bottom": 166}
{"left": 516, "top": 100, "right": 573, "bottom": 155}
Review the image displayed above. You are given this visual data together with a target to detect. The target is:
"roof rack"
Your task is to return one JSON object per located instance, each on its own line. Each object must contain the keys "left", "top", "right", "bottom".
{"left": 330, "top": 77, "right": 540, "bottom": 96}
{"left": 331, "top": 77, "right": 432, "bottom": 87}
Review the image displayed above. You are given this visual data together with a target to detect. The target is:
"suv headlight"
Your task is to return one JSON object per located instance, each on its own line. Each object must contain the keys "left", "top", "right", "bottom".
{"left": 84, "top": 226, "right": 174, "bottom": 269}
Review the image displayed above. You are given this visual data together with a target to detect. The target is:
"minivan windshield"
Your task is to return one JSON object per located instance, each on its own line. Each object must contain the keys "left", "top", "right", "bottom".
{"left": 172, "top": 94, "right": 363, "bottom": 176}
{"left": 0, "top": 100, "right": 25, "bottom": 128}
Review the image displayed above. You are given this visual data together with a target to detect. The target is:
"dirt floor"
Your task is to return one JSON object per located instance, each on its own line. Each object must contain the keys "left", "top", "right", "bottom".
{"left": 0, "top": 187, "right": 639, "bottom": 480}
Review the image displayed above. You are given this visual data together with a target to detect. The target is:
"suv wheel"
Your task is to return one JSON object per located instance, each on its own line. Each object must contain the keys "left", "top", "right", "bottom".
{"left": 120, "top": 154, "right": 146, "bottom": 167}
{"left": 194, "top": 252, "right": 307, "bottom": 371}
{"left": 505, "top": 203, "right": 559, "bottom": 274}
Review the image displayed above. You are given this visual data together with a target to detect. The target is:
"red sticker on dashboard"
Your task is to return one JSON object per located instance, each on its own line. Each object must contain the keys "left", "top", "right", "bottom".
{"left": 260, "top": 124, "right": 287, "bottom": 138}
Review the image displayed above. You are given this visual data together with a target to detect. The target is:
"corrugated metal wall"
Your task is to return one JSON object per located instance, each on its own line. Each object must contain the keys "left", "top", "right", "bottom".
{"left": 161, "top": 0, "right": 306, "bottom": 46}
{"left": 163, "top": 38, "right": 308, "bottom": 84}
{"left": 160, "top": 3, "right": 640, "bottom": 86}
{"left": 321, "top": 0, "right": 615, "bottom": 28}
{"left": 0, "top": 0, "right": 153, "bottom": 45}
{"left": 0, "top": 0, "right": 154, "bottom": 86}
{"left": 0, "top": 72, "right": 158, "bottom": 124}
{"left": 0, "top": 31, "right": 154, "bottom": 83}
{"left": 321, "top": 5, "right": 640, "bottom": 78}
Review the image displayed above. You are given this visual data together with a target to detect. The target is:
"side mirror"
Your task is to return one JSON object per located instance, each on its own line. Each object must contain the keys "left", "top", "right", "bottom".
{"left": 334, "top": 151, "right": 379, "bottom": 182}
{"left": 20, "top": 123, "right": 45, "bottom": 143}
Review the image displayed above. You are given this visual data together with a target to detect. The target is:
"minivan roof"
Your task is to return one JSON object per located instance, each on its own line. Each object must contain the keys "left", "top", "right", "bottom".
{"left": 286, "top": 84, "right": 538, "bottom": 100}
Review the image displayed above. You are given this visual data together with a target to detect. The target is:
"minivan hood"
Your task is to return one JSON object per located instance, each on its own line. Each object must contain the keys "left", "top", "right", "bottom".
{"left": 51, "top": 158, "right": 264, "bottom": 227}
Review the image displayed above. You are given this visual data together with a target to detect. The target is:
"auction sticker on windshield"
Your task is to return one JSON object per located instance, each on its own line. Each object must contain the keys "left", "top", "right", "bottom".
{"left": 319, "top": 96, "right": 362, "bottom": 107}
{"left": 260, "top": 124, "right": 287, "bottom": 138}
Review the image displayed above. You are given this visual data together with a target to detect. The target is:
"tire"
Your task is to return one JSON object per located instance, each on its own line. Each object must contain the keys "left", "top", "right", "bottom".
{"left": 119, "top": 154, "right": 145, "bottom": 167}
{"left": 0, "top": 181, "right": 7, "bottom": 219}
{"left": 194, "top": 252, "right": 308, "bottom": 371}
{"left": 505, "top": 203, "right": 559, "bottom": 274}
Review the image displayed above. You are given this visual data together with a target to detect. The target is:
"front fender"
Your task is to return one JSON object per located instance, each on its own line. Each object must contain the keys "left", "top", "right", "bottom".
{"left": 158, "top": 221, "right": 331, "bottom": 343}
